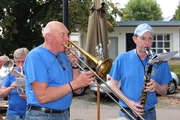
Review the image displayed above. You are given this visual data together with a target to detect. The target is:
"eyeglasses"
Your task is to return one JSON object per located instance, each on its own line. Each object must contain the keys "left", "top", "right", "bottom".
{"left": 15, "top": 60, "right": 25, "bottom": 64}
{"left": 55, "top": 55, "right": 66, "bottom": 70}
{"left": 137, "top": 36, "right": 154, "bottom": 43}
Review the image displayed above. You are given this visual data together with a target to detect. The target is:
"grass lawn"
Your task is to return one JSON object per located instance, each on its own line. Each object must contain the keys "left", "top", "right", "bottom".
{"left": 170, "top": 65, "right": 180, "bottom": 85}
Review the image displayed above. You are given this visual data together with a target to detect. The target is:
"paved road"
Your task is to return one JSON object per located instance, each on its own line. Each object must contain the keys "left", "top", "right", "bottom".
{"left": 70, "top": 89, "right": 180, "bottom": 120}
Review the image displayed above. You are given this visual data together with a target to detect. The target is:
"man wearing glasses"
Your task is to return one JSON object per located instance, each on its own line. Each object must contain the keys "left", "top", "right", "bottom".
{"left": 0, "top": 47, "right": 29, "bottom": 120}
{"left": 109, "top": 23, "right": 172, "bottom": 120}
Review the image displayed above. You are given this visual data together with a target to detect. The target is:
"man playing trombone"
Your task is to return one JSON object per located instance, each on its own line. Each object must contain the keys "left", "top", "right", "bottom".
{"left": 24, "top": 21, "right": 96, "bottom": 120}
{"left": 109, "top": 23, "right": 172, "bottom": 120}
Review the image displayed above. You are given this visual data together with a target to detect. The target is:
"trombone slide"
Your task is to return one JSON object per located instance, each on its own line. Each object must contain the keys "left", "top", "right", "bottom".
{"left": 65, "top": 42, "right": 144, "bottom": 120}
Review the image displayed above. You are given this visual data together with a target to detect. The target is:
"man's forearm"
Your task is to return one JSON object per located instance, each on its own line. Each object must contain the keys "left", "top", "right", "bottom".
{"left": 155, "top": 82, "right": 168, "bottom": 96}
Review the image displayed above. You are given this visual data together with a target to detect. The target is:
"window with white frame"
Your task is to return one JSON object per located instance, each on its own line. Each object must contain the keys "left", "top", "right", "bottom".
{"left": 151, "top": 34, "right": 171, "bottom": 53}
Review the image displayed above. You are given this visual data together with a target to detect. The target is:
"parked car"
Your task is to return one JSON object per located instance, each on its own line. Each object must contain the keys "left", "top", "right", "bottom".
{"left": 90, "top": 71, "right": 179, "bottom": 97}
{"left": 73, "top": 86, "right": 89, "bottom": 96}
{"left": 90, "top": 74, "right": 119, "bottom": 97}
{"left": 168, "top": 71, "right": 179, "bottom": 94}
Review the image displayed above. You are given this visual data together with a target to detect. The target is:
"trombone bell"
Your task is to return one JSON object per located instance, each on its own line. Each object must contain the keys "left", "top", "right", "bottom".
{"left": 67, "top": 41, "right": 113, "bottom": 78}
{"left": 96, "top": 58, "right": 113, "bottom": 78}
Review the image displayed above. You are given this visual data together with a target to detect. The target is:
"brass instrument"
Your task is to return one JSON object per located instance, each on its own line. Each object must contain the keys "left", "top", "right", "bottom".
{"left": 65, "top": 41, "right": 145, "bottom": 120}
{"left": 0, "top": 59, "right": 26, "bottom": 94}
{"left": 67, "top": 41, "right": 113, "bottom": 78}
{"left": 139, "top": 48, "right": 154, "bottom": 113}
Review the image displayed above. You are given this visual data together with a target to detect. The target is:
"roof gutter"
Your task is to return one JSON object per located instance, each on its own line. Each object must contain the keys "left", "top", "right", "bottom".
{"left": 116, "top": 21, "right": 180, "bottom": 27}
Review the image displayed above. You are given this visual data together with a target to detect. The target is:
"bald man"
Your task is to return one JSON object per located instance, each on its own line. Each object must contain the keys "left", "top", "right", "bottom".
{"left": 24, "top": 21, "right": 96, "bottom": 120}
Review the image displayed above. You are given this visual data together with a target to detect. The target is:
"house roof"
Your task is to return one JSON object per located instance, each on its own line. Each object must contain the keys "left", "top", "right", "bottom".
{"left": 116, "top": 21, "right": 180, "bottom": 27}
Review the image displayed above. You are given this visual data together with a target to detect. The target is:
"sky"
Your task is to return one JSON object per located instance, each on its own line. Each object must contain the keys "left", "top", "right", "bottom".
{"left": 111, "top": 0, "right": 179, "bottom": 18}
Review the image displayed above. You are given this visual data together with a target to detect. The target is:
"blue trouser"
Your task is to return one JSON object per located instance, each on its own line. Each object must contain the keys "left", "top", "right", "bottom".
{"left": 25, "top": 109, "right": 70, "bottom": 120}
{"left": 6, "top": 114, "right": 25, "bottom": 120}
{"left": 118, "top": 107, "right": 156, "bottom": 120}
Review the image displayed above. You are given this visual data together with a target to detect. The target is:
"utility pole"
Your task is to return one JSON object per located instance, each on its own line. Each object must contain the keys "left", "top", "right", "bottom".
{"left": 62, "top": 0, "right": 68, "bottom": 29}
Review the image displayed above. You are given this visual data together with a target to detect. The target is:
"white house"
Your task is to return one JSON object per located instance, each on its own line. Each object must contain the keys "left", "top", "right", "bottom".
{"left": 71, "top": 21, "right": 180, "bottom": 61}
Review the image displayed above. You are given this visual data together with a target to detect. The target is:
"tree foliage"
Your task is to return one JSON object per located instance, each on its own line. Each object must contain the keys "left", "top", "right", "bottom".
{"left": 0, "top": 0, "right": 121, "bottom": 56}
{"left": 174, "top": 2, "right": 180, "bottom": 20}
{"left": 121, "top": 0, "right": 163, "bottom": 21}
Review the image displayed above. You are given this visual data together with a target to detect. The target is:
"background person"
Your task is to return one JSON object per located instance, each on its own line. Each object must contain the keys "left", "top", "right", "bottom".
{"left": 0, "top": 55, "right": 9, "bottom": 117}
{"left": 109, "top": 23, "right": 172, "bottom": 120}
{"left": 0, "top": 47, "right": 29, "bottom": 120}
{"left": 24, "top": 21, "right": 96, "bottom": 120}
{"left": 0, "top": 55, "right": 8, "bottom": 101}
{"left": 0, "top": 55, "right": 9, "bottom": 68}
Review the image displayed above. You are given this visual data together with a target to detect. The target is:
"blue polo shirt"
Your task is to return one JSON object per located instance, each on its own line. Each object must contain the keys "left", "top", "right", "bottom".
{"left": 24, "top": 45, "right": 73, "bottom": 110}
{"left": 3, "top": 68, "right": 27, "bottom": 115}
{"left": 109, "top": 50, "right": 172, "bottom": 111}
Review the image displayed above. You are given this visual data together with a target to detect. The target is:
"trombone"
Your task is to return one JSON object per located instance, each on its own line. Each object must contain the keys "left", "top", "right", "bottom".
{"left": 65, "top": 41, "right": 144, "bottom": 120}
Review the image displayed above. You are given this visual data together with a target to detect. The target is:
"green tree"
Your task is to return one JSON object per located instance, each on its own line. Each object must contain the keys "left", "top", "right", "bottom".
{"left": 121, "top": 0, "right": 163, "bottom": 21}
{"left": 174, "top": 2, "right": 180, "bottom": 20}
{"left": 0, "top": 0, "right": 43, "bottom": 56}
{"left": 0, "top": 0, "right": 121, "bottom": 56}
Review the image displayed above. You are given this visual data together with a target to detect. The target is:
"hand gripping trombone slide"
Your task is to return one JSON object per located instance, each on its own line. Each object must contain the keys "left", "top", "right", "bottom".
{"left": 65, "top": 41, "right": 145, "bottom": 120}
